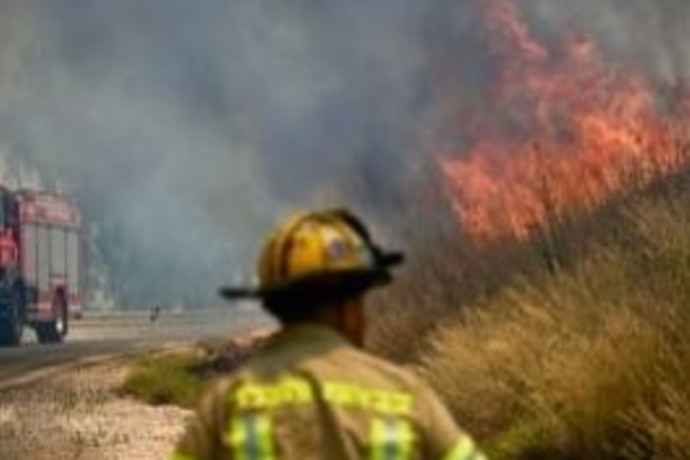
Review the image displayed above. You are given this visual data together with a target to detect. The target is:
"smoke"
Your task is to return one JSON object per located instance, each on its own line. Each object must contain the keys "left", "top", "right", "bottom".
{"left": 0, "top": 1, "right": 436, "bottom": 307}
{"left": 522, "top": 0, "right": 690, "bottom": 81}
{"left": 0, "top": 0, "right": 686, "bottom": 307}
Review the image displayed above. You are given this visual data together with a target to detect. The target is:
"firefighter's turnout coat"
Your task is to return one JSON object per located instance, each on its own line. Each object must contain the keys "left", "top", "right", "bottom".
{"left": 170, "top": 325, "right": 485, "bottom": 460}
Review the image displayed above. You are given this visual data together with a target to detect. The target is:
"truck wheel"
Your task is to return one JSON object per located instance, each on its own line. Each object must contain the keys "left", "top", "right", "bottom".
{"left": 0, "top": 298, "right": 23, "bottom": 347}
{"left": 36, "top": 301, "right": 68, "bottom": 344}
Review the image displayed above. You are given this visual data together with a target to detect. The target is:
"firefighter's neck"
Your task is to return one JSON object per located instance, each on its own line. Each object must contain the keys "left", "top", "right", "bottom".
{"left": 318, "top": 297, "right": 365, "bottom": 348}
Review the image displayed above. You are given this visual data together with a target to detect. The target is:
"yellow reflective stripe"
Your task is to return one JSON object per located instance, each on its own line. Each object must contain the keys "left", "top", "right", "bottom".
{"left": 369, "top": 418, "right": 416, "bottom": 460}
{"left": 255, "top": 415, "right": 276, "bottom": 460}
{"left": 233, "top": 379, "right": 413, "bottom": 416}
{"left": 236, "top": 378, "right": 312, "bottom": 409}
{"left": 370, "top": 418, "right": 387, "bottom": 460}
{"left": 228, "top": 414, "right": 276, "bottom": 460}
{"left": 324, "top": 382, "right": 414, "bottom": 416}
{"left": 167, "top": 452, "right": 198, "bottom": 460}
{"left": 396, "top": 419, "right": 415, "bottom": 460}
{"left": 442, "top": 436, "right": 484, "bottom": 460}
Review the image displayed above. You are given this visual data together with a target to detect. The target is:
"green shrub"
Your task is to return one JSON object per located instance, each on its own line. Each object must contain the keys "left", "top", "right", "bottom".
{"left": 484, "top": 418, "right": 562, "bottom": 460}
{"left": 121, "top": 352, "right": 205, "bottom": 409}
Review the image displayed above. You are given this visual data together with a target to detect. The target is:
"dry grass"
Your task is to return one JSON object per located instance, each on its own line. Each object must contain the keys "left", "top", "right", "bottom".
{"left": 379, "top": 178, "right": 690, "bottom": 459}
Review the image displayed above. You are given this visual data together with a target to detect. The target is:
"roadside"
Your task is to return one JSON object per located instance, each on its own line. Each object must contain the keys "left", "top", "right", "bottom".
{"left": 0, "top": 357, "right": 189, "bottom": 460}
{"left": 0, "top": 323, "right": 275, "bottom": 460}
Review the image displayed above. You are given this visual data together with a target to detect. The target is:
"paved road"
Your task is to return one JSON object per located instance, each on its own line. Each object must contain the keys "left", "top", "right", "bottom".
{"left": 0, "top": 339, "right": 154, "bottom": 390}
{"left": 0, "top": 307, "right": 272, "bottom": 390}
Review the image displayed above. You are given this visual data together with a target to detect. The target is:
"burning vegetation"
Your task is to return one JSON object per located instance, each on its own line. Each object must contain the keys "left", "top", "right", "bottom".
{"left": 371, "top": 1, "right": 690, "bottom": 458}
{"left": 440, "top": 0, "right": 690, "bottom": 242}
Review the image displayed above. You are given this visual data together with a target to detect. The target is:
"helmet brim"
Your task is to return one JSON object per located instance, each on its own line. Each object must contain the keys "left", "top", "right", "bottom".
{"left": 219, "top": 252, "right": 403, "bottom": 304}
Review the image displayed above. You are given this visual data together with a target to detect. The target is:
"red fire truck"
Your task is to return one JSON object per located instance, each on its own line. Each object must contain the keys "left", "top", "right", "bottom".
{"left": 0, "top": 189, "right": 82, "bottom": 346}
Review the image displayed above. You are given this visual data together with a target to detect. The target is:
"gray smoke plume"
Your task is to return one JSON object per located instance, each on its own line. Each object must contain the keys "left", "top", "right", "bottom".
{"left": 0, "top": 0, "right": 686, "bottom": 308}
{"left": 523, "top": 0, "right": 690, "bottom": 81}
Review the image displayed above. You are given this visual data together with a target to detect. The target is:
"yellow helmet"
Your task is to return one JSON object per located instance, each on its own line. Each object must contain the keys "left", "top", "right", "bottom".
{"left": 220, "top": 209, "right": 403, "bottom": 305}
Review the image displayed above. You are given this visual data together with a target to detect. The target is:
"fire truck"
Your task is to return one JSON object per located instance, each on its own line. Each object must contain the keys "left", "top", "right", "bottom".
{"left": 0, "top": 189, "right": 82, "bottom": 346}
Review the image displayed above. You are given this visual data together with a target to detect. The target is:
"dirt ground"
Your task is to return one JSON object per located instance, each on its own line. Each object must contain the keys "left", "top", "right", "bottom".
{"left": 0, "top": 360, "right": 190, "bottom": 460}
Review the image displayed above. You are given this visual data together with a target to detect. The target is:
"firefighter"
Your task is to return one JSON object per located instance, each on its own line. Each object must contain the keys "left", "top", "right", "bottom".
{"left": 150, "top": 305, "right": 162, "bottom": 325}
{"left": 170, "top": 209, "right": 485, "bottom": 460}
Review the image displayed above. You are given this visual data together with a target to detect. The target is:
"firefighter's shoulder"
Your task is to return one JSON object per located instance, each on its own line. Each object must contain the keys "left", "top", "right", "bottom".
{"left": 227, "top": 334, "right": 420, "bottom": 398}
{"left": 319, "top": 344, "right": 420, "bottom": 390}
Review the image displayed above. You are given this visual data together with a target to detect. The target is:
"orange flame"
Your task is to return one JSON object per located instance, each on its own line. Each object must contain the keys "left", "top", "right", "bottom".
{"left": 440, "top": 0, "right": 690, "bottom": 241}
